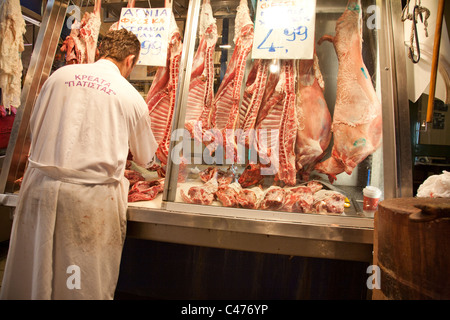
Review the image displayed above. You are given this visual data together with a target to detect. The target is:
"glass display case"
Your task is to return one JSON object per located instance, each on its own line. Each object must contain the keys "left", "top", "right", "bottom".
{"left": 0, "top": 0, "right": 413, "bottom": 262}
{"left": 142, "top": 0, "right": 385, "bottom": 218}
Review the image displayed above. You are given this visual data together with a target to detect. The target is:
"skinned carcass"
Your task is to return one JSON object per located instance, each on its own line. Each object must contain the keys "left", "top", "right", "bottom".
{"left": 146, "top": 13, "right": 183, "bottom": 165}
{"left": 254, "top": 60, "right": 297, "bottom": 186}
{"left": 185, "top": 0, "right": 218, "bottom": 139}
{"left": 315, "top": 0, "right": 382, "bottom": 183}
{"left": 0, "top": 0, "right": 26, "bottom": 109}
{"left": 209, "top": 0, "right": 254, "bottom": 160}
{"left": 60, "top": 0, "right": 101, "bottom": 64}
{"left": 294, "top": 55, "right": 332, "bottom": 181}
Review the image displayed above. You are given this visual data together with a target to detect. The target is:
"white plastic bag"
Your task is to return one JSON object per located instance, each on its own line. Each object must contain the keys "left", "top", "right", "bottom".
{"left": 416, "top": 171, "right": 450, "bottom": 198}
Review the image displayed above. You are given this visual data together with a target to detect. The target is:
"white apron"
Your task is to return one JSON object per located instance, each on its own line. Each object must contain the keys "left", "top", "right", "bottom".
{"left": 0, "top": 59, "right": 157, "bottom": 300}
{"left": 0, "top": 163, "right": 129, "bottom": 300}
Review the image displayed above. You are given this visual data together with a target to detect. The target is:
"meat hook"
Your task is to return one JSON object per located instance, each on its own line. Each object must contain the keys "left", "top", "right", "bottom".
{"left": 409, "top": 5, "right": 421, "bottom": 64}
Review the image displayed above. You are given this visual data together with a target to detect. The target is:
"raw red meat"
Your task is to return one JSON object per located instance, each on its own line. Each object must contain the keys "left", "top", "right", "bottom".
{"left": 283, "top": 186, "right": 314, "bottom": 213}
{"left": 60, "top": 0, "right": 101, "bottom": 64}
{"left": 185, "top": 0, "right": 218, "bottom": 139}
{"left": 236, "top": 186, "right": 265, "bottom": 209}
{"left": 315, "top": 0, "right": 382, "bottom": 183}
{"left": 124, "top": 169, "right": 145, "bottom": 187}
{"left": 312, "top": 190, "right": 346, "bottom": 214}
{"left": 215, "top": 182, "right": 242, "bottom": 207}
{"left": 180, "top": 175, "right": 219, "bottom": 205}
{"left": 260, "top": 186, "right": 286, "bottom": 211}
{"left": 294, "top": 55, "right": 332, "bottom": 181}
{"left": 209, "top": 0, "right": 254, "bottom": 160}
{"left": 147, "top": 13, "right": 183, "bottom": 165}
{"left": 255, "top": 60, "right": 297, "bottom": 186}
{"left": 128, "top": 179, "right": 165, "bottom": 202}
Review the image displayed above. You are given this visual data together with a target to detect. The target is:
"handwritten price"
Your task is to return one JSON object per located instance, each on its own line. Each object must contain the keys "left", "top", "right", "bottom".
{"left": 257, "top": 25, "right": 308, "bottom": 53}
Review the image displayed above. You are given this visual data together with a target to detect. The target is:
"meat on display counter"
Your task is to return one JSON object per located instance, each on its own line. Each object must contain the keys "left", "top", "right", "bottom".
{"left": 0, "top": 0, "right": 413, "bottom": 263}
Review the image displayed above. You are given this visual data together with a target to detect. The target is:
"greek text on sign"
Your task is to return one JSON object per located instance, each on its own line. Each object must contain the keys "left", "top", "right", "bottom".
{"left": 252, "top": 0, "right": 316, "bottom": 60}
{"left": 118, "top": 8, "right": 171, "bottom": 66}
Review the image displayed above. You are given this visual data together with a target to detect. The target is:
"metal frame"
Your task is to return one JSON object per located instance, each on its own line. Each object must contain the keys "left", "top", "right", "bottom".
{"left": 0, "top": 0, "right": 70, "bottom": 195}
{"left": 0, "top": 0, "right": 414, "bottom": 262}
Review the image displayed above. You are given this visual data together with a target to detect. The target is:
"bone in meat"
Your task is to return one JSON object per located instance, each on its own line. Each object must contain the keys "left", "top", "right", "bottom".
{"left": 128, "top": 178, "right": 165, "bottom": 202}
{"left": 0, "top": 0, "right": 26, "bottom": 108}
{"left": 180, "top": 175, "right": 219, "bottom": 205}
{"left": 60, "top": 0, "right": 101, "bottom": 64}
{"left": 185, "top": 0, "right": 218, "bottom": 140}
{"left": 312, "top": 190, "right": 346, "bottom": 214}
{"left": 315, "top": 0, "right": 382, "bottom": 183}
{"left": 260, "top": 186, "right": 286, "bottom": 211}
{"left": 283, "top": 186, "right": 314, "bottom": 213}
{"left": 236, "top": 186, "right": 265, "bottom": 209}
{"left": 209, "top": 0, "right": 254, "bottom": 160}
{"left": 215, "top": 182, "right": 242, "bottom": 207}
{"left": 238, "top": 59, "right": 269, "bottom": 149}
{"left": 146, "top": 13, "right": 183, "bottom": 165}
{"left": 255, "top": 60, "right": 297, "bottom": 186}
{"left": 294, "top": 55, "right": 332, "bottom": 181}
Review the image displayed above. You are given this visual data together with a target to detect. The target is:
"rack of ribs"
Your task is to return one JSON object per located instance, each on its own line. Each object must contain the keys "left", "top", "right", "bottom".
{"left": 146, "top": 13, "right": 183, "bottom": 166}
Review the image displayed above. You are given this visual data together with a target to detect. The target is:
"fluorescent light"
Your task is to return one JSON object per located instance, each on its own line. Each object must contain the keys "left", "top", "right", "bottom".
{"left": 219, "top": 44, "right": 232, "bottom": 49}
{"left": 22, "top": 14, "right": 41, "bottom": 27}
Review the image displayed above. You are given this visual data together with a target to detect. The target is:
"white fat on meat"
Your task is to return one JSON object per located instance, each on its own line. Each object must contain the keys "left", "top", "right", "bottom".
{"left": 236, "top": 186, "right": 265, "bottom": 209}
{"left": 315, "top": 0, "right": 382, "bottom": 183}
{"left": 312, "top": 190, "right": 346, "bottom": 214}
{"left": 215, "top": 182, "right": 242, "bottom": 207}
{"left": 185, "top": 0, "right": 218, "bottom": 137}
{"left": 180, "top": 175, "right": 219, "bottom": 205}
{"left": 0, "top": 0, "right": 26, "bottom": 109}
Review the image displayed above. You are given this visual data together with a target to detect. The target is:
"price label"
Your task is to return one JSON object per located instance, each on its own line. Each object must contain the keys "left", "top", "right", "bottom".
{"left": 118, "top": 7, "right": 171, "bottom": 66}
{"left": 251, "top": 0, "right": 316, "bottom": 60}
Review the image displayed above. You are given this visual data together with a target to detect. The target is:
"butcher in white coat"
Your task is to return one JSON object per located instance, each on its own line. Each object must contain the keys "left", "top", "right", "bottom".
{"left": 0, "top": 29, "right": 157, "bottom": 299}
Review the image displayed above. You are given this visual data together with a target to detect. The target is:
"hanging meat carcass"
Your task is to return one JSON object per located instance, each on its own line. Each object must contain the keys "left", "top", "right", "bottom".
{"left": 209, "top": 0, "right": 254, "bottom": 161}
{"left": 0, "top": 0, "right": 26, "bottom": 109}
{"left": 294, "top": 54, "right": 332, "bottom": 181}
{"left": 109, "top": 0, "right": 135, "bottom": 31}
{"left": 60, "top": 0, "right": 101, "bottom": 64}
{"left": 314, "top": 0, "right": 382, "bottom": 183}
{"left": 238, "top": 59, "right": 269, "bottom": 149}
{"left": 254, "top": 60, "right": 298, "bottom": 186}
{"left": 184, "top": 0, "right": 218, "bottom": 140}
{"left": 146, "top": 13, "right": 183, "bottom": 165}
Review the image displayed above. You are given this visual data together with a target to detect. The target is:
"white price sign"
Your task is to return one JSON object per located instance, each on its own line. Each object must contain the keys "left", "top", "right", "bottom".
{"left": 251, "top": 0, "right": 316, "bottom": 60}
{"left": 118, "top": 7, "right": 171, "bottom": 66}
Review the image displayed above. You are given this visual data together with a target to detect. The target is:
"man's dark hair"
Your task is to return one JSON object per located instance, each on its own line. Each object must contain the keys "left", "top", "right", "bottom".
{"left": 98, "top": 29, "right": 141, "bottom": 65}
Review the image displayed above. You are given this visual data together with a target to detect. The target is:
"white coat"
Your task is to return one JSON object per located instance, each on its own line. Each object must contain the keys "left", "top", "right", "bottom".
{"left": 0, "top": 59, "right": 157, "bottom": 299}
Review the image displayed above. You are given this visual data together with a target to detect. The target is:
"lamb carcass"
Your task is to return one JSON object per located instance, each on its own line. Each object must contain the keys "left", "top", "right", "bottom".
{"left": 184, "top": 0, "right": 218, "bottom": 140}
{"left": 254, "top": 60, "right": 297, "bottom": 186}
{"left": 209, "top": 0, "right": 254, "bottom": 160}
{"left": 294, "top": 55, "right": 332, "bottom": 181}
{"left": 315, "top": 0, "right": 382, "bottom": 183}
{"left": 238, "top": 59, "right": 269, "bottom": 149}
{"left": 60, "top": 0, "right": 101, "bottom": 64}
{"left": 0, "top": 0, "right": 26, "bottom": 109}
{"left": 146, "top": 13, "right": 183, "bottom": 165}
{"left": 128, "top": 178, "right": 165, "bottom": 202}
